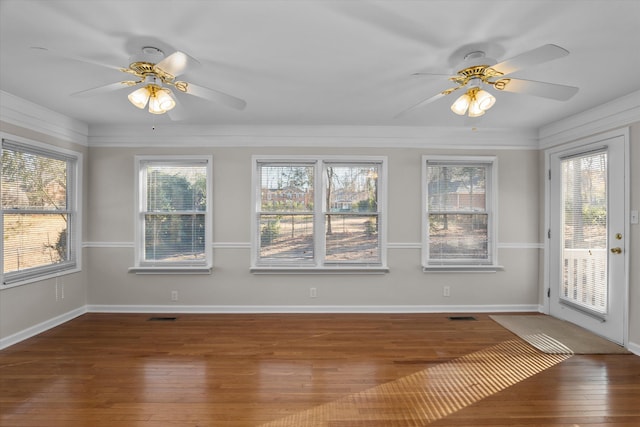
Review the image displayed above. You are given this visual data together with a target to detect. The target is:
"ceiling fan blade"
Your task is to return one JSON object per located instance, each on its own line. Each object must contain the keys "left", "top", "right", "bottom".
{"left": 178, "top": 82, "right": 246, "bottom": 111}
{"left": 395, "top": 87, "right": 460, "bottom": 118}
{"left": 70, "top": 81, "right": 138, "bottom": 97}
{"left": 494, "top": 78, "right": 579, "bottom": 101}
{"left": 31, "top": 46, "right": 127, "bottom": 73}
{"left": 166, "top": 94, "right": 188, "bottom": 121}
{"left": 331, "top": 2, "right": 445, "bottom": 48}
{"left": 490, "top": 44, "right": 569, "bottom": 76}
{"left": 411, "top": 72, "right": 456, "bottom": 78}
{"left": 155, "top": 51, "right": 200, "bottom": 78}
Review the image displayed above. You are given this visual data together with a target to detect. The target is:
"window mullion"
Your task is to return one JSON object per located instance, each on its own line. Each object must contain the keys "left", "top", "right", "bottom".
{"left": 316, "top": 161, "right": 325, "bottom": 267}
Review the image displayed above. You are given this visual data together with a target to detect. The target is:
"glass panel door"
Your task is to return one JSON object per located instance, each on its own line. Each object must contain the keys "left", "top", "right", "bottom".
{"left": 548, "top": 132, "right": 627, "bottom": 345}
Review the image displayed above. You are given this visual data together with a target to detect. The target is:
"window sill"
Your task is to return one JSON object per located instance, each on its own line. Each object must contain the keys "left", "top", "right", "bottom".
{"left": 1, "top": 267, "right": 81, "bottom": 290}
{"left": 128, "top": 266, "right": 212, "bottom": 275}
{"left": 250, "top": 266, "right": 389, "bottom": 275}
{"left": 422, "top": 265, "right": 504, "bottom": 273}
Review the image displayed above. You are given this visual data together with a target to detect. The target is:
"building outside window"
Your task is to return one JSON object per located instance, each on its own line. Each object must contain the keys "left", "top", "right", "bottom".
{"left": 133, "top": 156, "right": 212, "bottom": 271}
{"left": 1, "top": 137, "right": 81, "bottom": 286}
{"left": 252, "top": 156, "right": 387, "bottom": 272}
{"left": 422, "top": 155, "right": 498, "bottom": 270}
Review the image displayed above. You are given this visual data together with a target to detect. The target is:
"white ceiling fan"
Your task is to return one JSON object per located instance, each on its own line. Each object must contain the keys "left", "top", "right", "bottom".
{"left": 398, "top": 44, "right": 579, "bottom": 118}
{"left": 33, "top": 45, "right": 246, "bottom": 117}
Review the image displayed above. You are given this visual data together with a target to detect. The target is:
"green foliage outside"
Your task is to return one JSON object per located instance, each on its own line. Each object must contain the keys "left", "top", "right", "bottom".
{"left": 261, "top": 217, "right": 281, "bottom": 246}
{"left": 261, "top": 200, "right": 311, "bottom": 212}
{"left": 357, "top": 198, "right": 377, "bottom": 212}
{"left": 581, "top": 205, "right": 606, "bottom": 226}
{"left": 364, "top": 218, "right": 377, "bottom": 236}
{"left": 145, "top": 170, "right": 206, "bottom": 260}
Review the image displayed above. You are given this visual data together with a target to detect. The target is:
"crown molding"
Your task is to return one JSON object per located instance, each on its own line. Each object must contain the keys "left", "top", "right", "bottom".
{"left": 87, "top": 124, "right": 539, "bottom": 149}
{"left": 0, "top": 91, "right": 89, "bottom": 145}
{"left": 539, "top": 90, "right": 640, "bottom": 149}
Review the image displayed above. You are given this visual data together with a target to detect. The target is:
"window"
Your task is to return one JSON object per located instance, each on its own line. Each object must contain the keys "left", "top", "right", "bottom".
{"left": 422, "top": 155, "right": 497, "bottom": 270}
{"left": 252, "top": 156, "right": 387, "bottom": 272}
{"left": 132, "top": 156, "right": 212, "bottom": 272}
{"left": 1, "top": 138, "right": 81, "bottom": 286}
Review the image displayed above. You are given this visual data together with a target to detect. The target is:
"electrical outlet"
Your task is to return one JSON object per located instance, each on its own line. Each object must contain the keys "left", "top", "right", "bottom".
{"left": 171, "top": 290, "right": 178, "bottom": 301}
{"left": 309, "top": 287, "right": 317, "bottom": 298}
{"left": 443, "top": 286, "right": 451, "bottom": 297}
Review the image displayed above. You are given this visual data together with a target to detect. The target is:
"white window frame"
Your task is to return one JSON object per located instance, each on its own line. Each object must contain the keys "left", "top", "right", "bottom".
{"left": 1, "top": 134, "right": 82, "bottom": 288}
{"left": 422, "top": 155, "right": 499, "bottom": 272}
{"left": 130, "top": 155, "right": 213, "bottom": 274}
{"left": 251, "top": 155, "right": 388, "bottom": 273}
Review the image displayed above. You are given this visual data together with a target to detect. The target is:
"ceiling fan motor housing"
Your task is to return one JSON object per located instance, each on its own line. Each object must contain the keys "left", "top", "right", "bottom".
{"left": 459, "top": 51, "right": 497, "bottom": 70}
{"left": 130, "top": 46, "right": 164, "bottom": 64}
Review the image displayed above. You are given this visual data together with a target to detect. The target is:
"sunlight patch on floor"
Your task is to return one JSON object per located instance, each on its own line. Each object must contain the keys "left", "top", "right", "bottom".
{"left": 261, "top": 340, "right": 572, "bottom": 426}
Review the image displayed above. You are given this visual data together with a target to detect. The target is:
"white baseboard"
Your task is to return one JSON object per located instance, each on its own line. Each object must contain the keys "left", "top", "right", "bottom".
{"left": 627, "top": 341, "right": 640, "bottom": 356}
{"left": 0, "top": 304, "right": 540, "bottom": 350}
{"left": 86, "top": 304, "right": 539, "bottom": 314}
{"left": 0, "top": 306, "right": 87, "bottom": 350}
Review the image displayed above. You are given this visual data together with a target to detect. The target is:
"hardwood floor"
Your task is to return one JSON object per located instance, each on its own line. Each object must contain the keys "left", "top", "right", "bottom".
{"left": 1, "top": 313, "right": 639, "bottom": 426}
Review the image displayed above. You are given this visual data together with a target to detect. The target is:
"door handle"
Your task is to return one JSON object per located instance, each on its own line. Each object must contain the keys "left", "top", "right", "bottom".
{"left": 610, "top": 247, "right": 622, "bottom": 254}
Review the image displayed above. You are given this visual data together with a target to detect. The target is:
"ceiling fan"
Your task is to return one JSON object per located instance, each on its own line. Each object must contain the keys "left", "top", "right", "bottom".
{"left": 398, "top": 44, "right": 579, "bottom": 118}
{"left": 33, "top": 45, "right": 246, "bottom": 116}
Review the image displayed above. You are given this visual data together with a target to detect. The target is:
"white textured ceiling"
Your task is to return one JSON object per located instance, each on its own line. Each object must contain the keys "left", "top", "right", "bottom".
{"left": 1, "top": 0, "right": 639, "bottom": 131}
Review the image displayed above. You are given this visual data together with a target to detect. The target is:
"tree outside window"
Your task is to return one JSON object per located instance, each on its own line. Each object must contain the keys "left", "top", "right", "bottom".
{"left": 1, "top": 139, "right": 79, "bottom": 285}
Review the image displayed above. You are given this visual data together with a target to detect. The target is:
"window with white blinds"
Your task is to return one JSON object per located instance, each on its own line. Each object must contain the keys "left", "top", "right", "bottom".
{"left": 423, "top": 156, "right": 497, "bottom": 268}
{"left": 1, "top": 138, "right": 81, "bottom": 285}
{"left": 135, "top": 156, "right": 212, "bottom": 268}
{"left": 560, "top": 150, "right": 608, "bottom": 314}
{"left": 253, "top": 156, "right": 387, "bottom": 271}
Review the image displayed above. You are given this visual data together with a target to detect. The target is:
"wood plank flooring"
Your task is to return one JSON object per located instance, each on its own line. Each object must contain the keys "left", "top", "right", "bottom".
{"left": 1, "top": 313, "right": 639, "bottom": 426}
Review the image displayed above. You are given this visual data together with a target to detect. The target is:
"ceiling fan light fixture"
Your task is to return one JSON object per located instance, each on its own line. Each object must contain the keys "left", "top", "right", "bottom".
{"left": 468, "top": 98, "right": 486, "bottom": 117}
{"left": 128, "top": 83, "right": 176, "bottom": 114}
{"left": 148, "top": 87, "right": 176, "bottom": 114}
{"left": 451, "top": 93, "right": 471, "bottom": 115}
{"left": 475, "top": 89, "right": 496, "bottom": 111}
{"left": 451, "top": 87, "right": 496, "bottom": 117}
{"left": 128, "top": 86, "right": 151, "bottom": 109}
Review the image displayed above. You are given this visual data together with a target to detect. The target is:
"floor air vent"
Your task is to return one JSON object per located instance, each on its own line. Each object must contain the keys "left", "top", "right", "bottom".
{"left": 148, "top": 317, "right": 177, "bottom": 321}
{"left": 448, "top": 316, "right": 477, "bottom": 321}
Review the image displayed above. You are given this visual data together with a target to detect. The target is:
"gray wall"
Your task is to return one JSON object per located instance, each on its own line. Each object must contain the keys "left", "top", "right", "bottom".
{"left": 85, "top": 146, "right": 540, "bottom": 309}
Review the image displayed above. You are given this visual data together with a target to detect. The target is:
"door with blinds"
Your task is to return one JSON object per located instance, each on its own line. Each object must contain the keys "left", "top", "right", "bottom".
{"left": 548, "top": 132, "right": 627, "bottom": 345}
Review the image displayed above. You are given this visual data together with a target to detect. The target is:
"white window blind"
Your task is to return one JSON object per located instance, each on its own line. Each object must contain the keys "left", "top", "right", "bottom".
{"left": 560, "top": 150, "right": 608, "bottom": 314}
{"left": 2, "top": 139, "right": 79, "bottom": 285}
{"left": 423, "top": 157, "right": 496, "bottom": 267}
{"left": 137, "top": 158, "right": 211, "bottom": 267}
